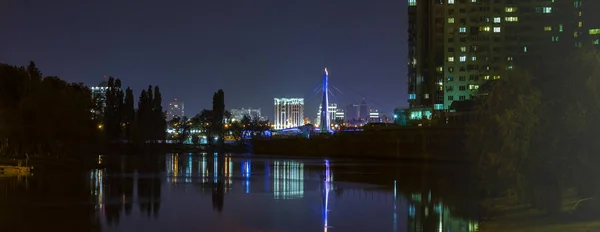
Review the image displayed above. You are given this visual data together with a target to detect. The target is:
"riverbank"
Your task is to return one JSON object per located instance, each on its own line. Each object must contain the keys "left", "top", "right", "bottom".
{"left": 253, "top": 127, "right": 467, "bottom": 161}
{"left": 480, "top": 196, "right": 600, "bottom": 232}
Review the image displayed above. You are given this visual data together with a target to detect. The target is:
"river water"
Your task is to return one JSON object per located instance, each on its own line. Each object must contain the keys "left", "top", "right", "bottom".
{"left": 0, "top": 154, "right": 480, "bottom": 232}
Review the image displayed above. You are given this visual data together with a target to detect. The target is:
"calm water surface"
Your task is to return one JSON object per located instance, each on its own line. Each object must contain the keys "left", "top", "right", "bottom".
{"left": 0, "top": 154, "right": 480, "bottom": 232}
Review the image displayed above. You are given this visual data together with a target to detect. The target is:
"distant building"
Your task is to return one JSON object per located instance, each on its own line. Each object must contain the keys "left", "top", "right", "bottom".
{"left": 335, "top": 108, "right": 344, "bottom": 121}
{"left": 274, "top": 98, "right": 304, "bottom": 130}
{"left": 167, "top": 98, "right": 184, "bottom": 121}
{"left": 315, "top": 103, "right": 338, "bottom": 127}
{"left": 369, "top": 109, "right": 380, "bottom": 122}
{"left": 90, "top": 80, "right": 109, "bottom": 116}
{"left": 230, "top": 108, "right": 262, "bottom": 122}
{"left": 344, "top": 104, "right": 359, "bottom": 121}
{"left": 359, "top": 99, "right": 369, "bottom": 120}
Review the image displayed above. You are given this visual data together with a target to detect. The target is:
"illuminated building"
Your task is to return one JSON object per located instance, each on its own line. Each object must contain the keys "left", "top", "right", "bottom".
{"left": 273, "top": 98, "right": 304, "bottom": 130}
{"left": 90, "top": 80, "right": 108, "bottom": 116}
{"left": 167, "top": 98, "right": 184, "bottom": 121}
{"left": 229, "top": 108, "right": 262, "bottom": 121}
{"left": 335, "top": 109, "right": 345, "bottom": 121}
{"left": 369, "top": 109, "right": 380, "bottom": 122}
{"left": 406, "top": 0, "right": 588, "bottom": 121}
{"left": 315, "top": 103, "right": 338, "bottom": 128}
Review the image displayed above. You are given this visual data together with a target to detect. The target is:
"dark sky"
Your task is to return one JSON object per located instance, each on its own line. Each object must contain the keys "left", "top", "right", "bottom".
{"left": 0, "top": 0, "right": 407, "bottom": 119}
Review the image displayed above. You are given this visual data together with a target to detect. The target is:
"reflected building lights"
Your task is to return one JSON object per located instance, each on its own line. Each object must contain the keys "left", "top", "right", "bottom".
{"left": 186, "top": 155, "right": 192, "bottom": 183}
{"left": 89, "top": 169, "right": 105, "bottom": 216}
{"left": 241, "top": 161, "right": 251, "bottom": 194}
{"left": 273, "top": 161, "right": 304, "bottom": 200}
{"left": 322, "top": 160, "right": 332, "bottom": 232}
{"left": 165, "top": 153, "right": 180, "bottom": 183}
{"left": 213, "top": 153, "right": 218, "bottom": 184}
{"left": 201, "top": 153, "right": 208, "bottom": 183}
{"left": 223, "top": 155, "right": 233, "bottom": 192}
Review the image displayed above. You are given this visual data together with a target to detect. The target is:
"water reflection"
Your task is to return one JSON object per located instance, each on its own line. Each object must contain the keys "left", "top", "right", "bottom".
{"left": 0, "top": 154, "right": 481, "bottom": 231}
{"left": 274, "top": 160, "right": 304, "bottom": 199}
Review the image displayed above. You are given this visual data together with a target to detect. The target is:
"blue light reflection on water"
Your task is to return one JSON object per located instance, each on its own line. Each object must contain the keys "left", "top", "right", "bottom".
{"left": 0, "top": 154, "right": 480, "bottom": 232}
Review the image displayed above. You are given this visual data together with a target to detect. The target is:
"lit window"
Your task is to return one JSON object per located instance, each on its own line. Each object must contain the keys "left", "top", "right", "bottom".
{"left": 459, "top": 56, "right": 466, "bottom": 62}
{"left": 468, "top": 84, "right": 479, "bottom": 90}
{"left": 448, "top": 57, "right": 455, "bottom": 62}
{"left": 472, "top": 56, "right": 477, "bottom": 61}
{"left": 542, "top": 7, "right": 552, "bottom": 13}
{"left": 505, "top": 7, "right": 517, "bottom": 13}
{"left": 480, "top": 26, "right": 491, "bottom": 32}
{"left": 494, "top": 17, "right": 501, "bottom": 23}
{"left": 579, "top": 22, "right": 583, "bottom": 27}
{"left": 408, "top": 0, "right": 416, "bottom": 6}
{"left": 507, "top": 56, "right": 513, "bottom": 61}
{"left": 459, "top": 27, "right": 466, "bottom": 33}
{"left": 544, "top": 26, "right": 552, "bottom": 31}
{"left": 448, "top": 0, "right": 454, "bottom": 4}
{"left": 590, "top": 29, "right": 600, "bottom": 35}
{"left": 460, "top": 47, "right": 467, "bottom": 52}
{"left": 448, "top": 18, "right": 455, "bottom": 23}
{"left": 505, "top": 17, "right": 518, "bottom": 22}
{"left": 493, "top": 27, "right": 501, "bottom": 33}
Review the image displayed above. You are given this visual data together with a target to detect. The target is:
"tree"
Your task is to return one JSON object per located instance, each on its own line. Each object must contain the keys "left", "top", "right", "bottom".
{"left": 134, "top": 90, "right": 150, "bottom": 144}
{"left": 212, "top": 90, "right": 225, "bottom": 147}
{"left": 152, "top": 86, "right": 166, "bottom": 142}
{"left": 466, "top": 70, "right": 542, "bottom": 203}
{"left": 0, "top": 62, "right": 99, "bottom": 157}
{"left": 196, "top": 109, "right": 214, "bottom": 145}
{"left": 123, "top": 88, "right": 135, "bottom": 142}
{"left": 168, "top": 116, "right": 189, "bottom": 144}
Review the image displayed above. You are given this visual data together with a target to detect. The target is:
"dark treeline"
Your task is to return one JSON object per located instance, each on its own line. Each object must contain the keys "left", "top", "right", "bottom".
{"left": 100, "top": 77, "right": 166, "bottom": 144}
{"left": 0, "top": 61, "right": 166, "bottom": 158}
{"left": 0, "top": 62, "right": 98, "bottom": 157}
{"left": 467, "top": 45, "right": 600, "bottom": 214}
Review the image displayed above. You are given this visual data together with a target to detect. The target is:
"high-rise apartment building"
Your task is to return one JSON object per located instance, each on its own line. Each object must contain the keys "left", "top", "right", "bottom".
{"left": 167, "top": 98, "right": 184, "bottom": 121}
{"left": 90, "top": 80, "right": 109, "bottom": 117}
{"left": 407, "top": 0, "right": 589, "bottom": 120}
{"left": 274, "top": 98, "right": 304, "bottom": 130}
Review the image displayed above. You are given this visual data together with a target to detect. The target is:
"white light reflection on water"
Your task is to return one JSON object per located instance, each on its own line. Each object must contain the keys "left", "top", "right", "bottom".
{"left": 273, "top": 160, "right": 304, "bottom": 200}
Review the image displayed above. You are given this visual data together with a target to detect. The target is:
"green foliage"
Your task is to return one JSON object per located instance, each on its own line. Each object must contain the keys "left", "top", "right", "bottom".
{"left": 0, "top": 62, "right": 99, "bottom": 157}
{"left": 168, "top": 116, "right": 189, "bottom": 144}
{"left": 467, "top": 70, "right": 542, "bottom": 194}
{"left": 470, "top": 47, "right": 600, "bottom": 214}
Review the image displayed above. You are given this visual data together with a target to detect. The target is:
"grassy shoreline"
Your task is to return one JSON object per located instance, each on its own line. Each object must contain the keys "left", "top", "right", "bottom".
{"left": 479, "top": 196, "right": 600, "bottom": 232}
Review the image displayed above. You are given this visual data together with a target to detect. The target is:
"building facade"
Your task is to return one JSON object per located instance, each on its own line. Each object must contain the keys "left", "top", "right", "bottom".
{"left": 167, "top": 98, "right": 184, "bottom": 121}
{"left": 315, "top": 103, "right": 338, "bottom": 127}
{"left": 229, "top": 108, "right": 262, "bottom": 121}
{"left": 407, "top": 0, "right": 588, "bottom": 121}
{"left": 90, "top": 80, "right": 109, "bottom": 117}
{"left": 273, "top": 98, "right": 304, "bottom": 130}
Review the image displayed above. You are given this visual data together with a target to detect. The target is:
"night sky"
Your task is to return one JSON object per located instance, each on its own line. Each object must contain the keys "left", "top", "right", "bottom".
{"left": 0, "top": 0, "right": 407, "bottom": 118}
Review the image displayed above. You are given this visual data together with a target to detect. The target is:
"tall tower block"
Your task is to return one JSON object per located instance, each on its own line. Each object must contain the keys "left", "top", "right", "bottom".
{"left": 319, "top": 68, "right": 332, "bottom": 133}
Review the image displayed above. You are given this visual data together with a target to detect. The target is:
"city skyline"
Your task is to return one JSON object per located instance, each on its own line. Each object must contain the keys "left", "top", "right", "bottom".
{"left": 0, "top": 0, "right": 406, "bottom": 116}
